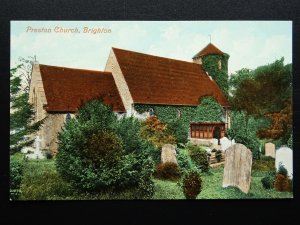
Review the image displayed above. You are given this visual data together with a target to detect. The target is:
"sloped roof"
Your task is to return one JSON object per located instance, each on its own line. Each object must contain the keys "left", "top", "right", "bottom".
{"left": 39, "top": 65, "right": 125, "bottom": 112}
{"left": 112, "top": 48, "right": 229, "bottom": 107}
{"left": 192, "top": 43, "right": 224, "bottom": 59}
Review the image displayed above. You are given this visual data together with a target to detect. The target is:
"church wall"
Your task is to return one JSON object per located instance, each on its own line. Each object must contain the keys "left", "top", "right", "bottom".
{"left": 104, "top": 50, "right": 134, "bottom": 114}
{"left": 29, "top": 64, "right": 48, "bottom": 122}
{"left": 39, "top": 113, "right": 74, "bottom": 154}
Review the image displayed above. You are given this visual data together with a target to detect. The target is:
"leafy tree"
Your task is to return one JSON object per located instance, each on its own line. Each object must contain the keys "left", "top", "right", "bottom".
{"left": 229, "top": 58, "right": 292, "bottom": 144}
{"left": 10, "top": 57, "right": 43, "bottom": 154}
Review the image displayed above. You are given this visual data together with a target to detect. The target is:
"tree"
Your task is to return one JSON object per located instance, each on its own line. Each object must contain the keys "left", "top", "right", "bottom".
{"left": 229, "top": 58, "right": 292, "bottom": 144}
{"left": 10, "top": 57, "right": 43, "bottom": 154}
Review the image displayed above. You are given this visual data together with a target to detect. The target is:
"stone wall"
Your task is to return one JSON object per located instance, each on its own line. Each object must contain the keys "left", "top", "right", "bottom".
{"left": 28, "top": 63, "right": 48, "bottom": 122}
{"left": 104, "top": 49, "right": 133, "bottom": 114}
{"left": 39, "top": 113, "right": 74, "bottom": 154}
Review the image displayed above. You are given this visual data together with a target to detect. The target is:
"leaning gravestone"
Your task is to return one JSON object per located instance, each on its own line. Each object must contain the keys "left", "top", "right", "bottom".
{"left": 276, "top": 147, "right": 293, "bottom": 178}
{"left": 161, "top": 144, "right": 178, "bottom": 165}
{"left": 265, "top": 143, "right": 276, "bottom": 158}
{"left": 222, "top": 143, "right": 252, "bottom": 193}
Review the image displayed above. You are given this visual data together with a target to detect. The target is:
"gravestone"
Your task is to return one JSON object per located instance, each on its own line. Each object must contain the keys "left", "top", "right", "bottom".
{"left": 220, "top": 137, "right": 235, "bottom": 151}
{"left": 276, "top": 147, "right": 293, "bottom": 178}
{"left": 161, "top": 144, "right": 177, "bottom": 164}
{"left": 222, "top": 143, "right": 252, "bottom": 193}
{"left": 265, "top": 143, "right": 275, "bottom": 158}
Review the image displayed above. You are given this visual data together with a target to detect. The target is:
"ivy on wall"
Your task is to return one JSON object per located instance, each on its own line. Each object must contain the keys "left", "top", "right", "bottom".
{"left": 202, "top": 54, "right": 229, "bottom": 96}
{"left": 134, "top": 96, "right": 224, "bottom": 140}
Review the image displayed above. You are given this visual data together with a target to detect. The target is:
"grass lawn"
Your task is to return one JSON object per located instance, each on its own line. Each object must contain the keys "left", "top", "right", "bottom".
{"left": 153, "top": 165, "right": 293, "bottom": 199}
{"left": 12, "top": 154, "right": 293, "bottom": 200}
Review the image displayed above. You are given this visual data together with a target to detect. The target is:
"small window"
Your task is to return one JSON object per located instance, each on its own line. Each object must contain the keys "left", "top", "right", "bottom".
{"left": 218, "top": 60, "right": 222, "bottom": 70}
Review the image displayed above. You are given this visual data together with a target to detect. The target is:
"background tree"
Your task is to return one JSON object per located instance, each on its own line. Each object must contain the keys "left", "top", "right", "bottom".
{"left": 228, "top": 58, "right": 292, "bottom": 146}
{"left": 10, "top": 57, "right": 43, "bottom": 154}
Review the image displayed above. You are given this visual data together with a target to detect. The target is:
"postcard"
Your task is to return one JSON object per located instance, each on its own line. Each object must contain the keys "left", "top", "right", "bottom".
{"left": 10, "top": 21, "right": 293, "bottom": 200}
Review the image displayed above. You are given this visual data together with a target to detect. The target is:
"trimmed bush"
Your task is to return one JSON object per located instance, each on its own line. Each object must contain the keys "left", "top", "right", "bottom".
{"left": 154, "top": 162, "right": 181, "bottom": 181}
{"left": 277, "top": 164, "right": 288, "bottom": 177}
{"left": 182, "top": 170, "right": 202, "bottom": 199}
{"left": 56, "top": 99, "right": 155, "bottom": 198}
{"left": 261, "top": 173, "right": 275, "bottom": 189}
{"left": 234, "top": 135, "right": 260, "bottom": 159}
{"left": 186, "top": 144, "right": 209, "bottom": 172}
{"left": 140, "top": 116, "right": 177, "bottom": 149}
{"left": 215, "top": 150, "right": 222, "bottom": 162}
{"left": 177, "top": 148, "right": 197, "bottom": 172}
{"left": 82, "top": 131, "right": 123, "bottom": 166}
{"left": 274, "top": 174, "right": 290, "bottom": 192}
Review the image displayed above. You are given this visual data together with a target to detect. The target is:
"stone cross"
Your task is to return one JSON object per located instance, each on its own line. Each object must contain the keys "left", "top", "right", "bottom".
{"left": 222, "top": 143, "right": 252, "bottom": 193}
{"left": 265, "top": 142, "right": 275, "bottom": 158}
{"left": 276, "top": 147, "right": 293, "bottom": 178}
{"left": 161, "top": 144, "right": 178, "bottom": 165}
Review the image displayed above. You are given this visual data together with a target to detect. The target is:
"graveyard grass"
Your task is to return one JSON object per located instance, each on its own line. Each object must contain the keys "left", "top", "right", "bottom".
{"left": 15, "top": 154, "right": 292, "bottom": 200}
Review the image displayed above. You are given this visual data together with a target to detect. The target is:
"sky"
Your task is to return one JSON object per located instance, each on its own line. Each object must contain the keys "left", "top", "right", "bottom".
{"left": 11, "top": 21, "right": 292, "bottom": 75}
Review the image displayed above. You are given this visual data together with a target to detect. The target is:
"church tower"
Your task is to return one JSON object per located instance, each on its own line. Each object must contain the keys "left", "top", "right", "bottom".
{"left": 192, "top": 43, "right": 230, "bottom": 96}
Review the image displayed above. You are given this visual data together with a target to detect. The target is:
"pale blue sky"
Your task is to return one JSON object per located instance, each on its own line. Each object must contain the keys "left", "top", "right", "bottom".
{"left": 11, "top": 21, "right": 292, "bottom": 75}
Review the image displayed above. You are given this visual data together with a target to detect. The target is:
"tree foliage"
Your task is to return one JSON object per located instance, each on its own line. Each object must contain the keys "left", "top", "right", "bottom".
{"left": 10, "top": 57, "right": 42, "bottom": 154}
{"left": 229, "top": 58, "right": 292, "bottom": 143}
{"left": 56, "top": 99, "right": 155, "bottom": 198}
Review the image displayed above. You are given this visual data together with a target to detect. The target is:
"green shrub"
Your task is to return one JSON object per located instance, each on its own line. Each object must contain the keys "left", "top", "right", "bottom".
{"left": 56, "top": 100, "right": 155, "bottom": 198}
{"left": 277, "top": 164, "right": 288, "bottom": 177}
{"left": 10, "top": 157, "right": 24, "bottom": 200}
{"left": 260, "top": 155, "right": 275, "bottom": 161}
{"left": 215, "top": 150, "right": 222, "bottom": 162}
{"left": 82, "top": 131, "right": 123, "bottom": 166}
{"left": 176, "top": 148, "right": 197, "bottom": 172}
{"left": 186, "top": 144, "right": 209, "bottom": 172}
{"left": 166, "top": 118, "right": 188, "bottom": 144}
{"left": 44, "top": 150, "right": 53, "bottom": 159}
{"left": 261, "top": 173, "right": 275, "bottom": 189}
{"left": 182, "top": 170, "right": 202, "bottom": 199}
{"left": 10, "top": 157, "right": 24, "bottom": 190}
{"left": 234, "top": 135, "right": 260, "bottom": 159}
{"left": 154, "top": 162, "right": 181, "bottom": 181}
{"left": 252, "top": 159, "right": 275, "bottom": 172}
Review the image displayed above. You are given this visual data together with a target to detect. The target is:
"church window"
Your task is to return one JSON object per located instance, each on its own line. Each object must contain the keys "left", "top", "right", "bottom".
{"left": 218, "top": 60, "right": 222, "bottom": 70}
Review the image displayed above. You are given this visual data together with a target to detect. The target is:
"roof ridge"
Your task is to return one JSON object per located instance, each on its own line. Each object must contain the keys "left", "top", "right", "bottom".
{"left": 112, "top": 47, "right": 197, "bottom": 65}
{"left": 39, "top": 64, "right": 110, "bottom": 74}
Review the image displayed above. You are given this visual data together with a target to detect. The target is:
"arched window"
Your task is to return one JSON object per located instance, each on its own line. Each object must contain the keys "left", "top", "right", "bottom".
{"left": 218, "top": 60, "right": 222, "bottom": 70}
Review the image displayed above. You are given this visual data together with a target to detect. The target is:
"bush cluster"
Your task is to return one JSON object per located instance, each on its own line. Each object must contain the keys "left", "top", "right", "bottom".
{"left": 261, "top": 171, "right": 276, "bottom": 189}
{"left": 154, "top": 162, "right": 181, "bottom": 181}
{"left": 56, "top": 99, "right": 155, "bottom": 198}
{"left": 274, "top": 164, "right": 291, "bottom": 192}
{"left": 186, "top": 144, "right": 209, "bottom": 172}
{"left": 140, "top": 116, "right": 176, "bottom": 149}
{"left": 215, "top": 150, "right": 223, "bottom": 162}
{"left": 182, "top": 170, "right": 202, "bottom": 199}
{"left": 10, "top": 157, "right": 24, "bottom": 200}
{"left": 234, "top": 135, "right": 260, "bottom": 159}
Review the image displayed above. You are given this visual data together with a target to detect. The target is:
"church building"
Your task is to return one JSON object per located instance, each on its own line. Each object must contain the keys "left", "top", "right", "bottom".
{"left": 28, "top": 43, "right": 230, "bottom": 153}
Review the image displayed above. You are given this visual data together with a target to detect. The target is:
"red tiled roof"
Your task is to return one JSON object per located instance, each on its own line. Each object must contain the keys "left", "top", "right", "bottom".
{"left": 39, "top": 65, "right": 125, "bottom": 112}
{"left": 192, "top": 43, "right": 224, "bottom": 59}
{"left": 112, "top": 48, "right": 229, "bottom": 107}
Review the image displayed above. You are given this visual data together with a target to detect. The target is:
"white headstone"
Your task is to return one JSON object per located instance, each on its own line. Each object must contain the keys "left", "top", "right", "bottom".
{"left": 220, "top": 137, "right": 235, "bottom": 151}
{"left": 265, "top": 143, "right": 275, "bottom": 158}
{"left": 161, "top": 144, "right": 177, "bottom": 165}
{"left": 25, "top": 136, "right": 45, "bottom": 159}
{"left": 222, "top": 143, "right": 252, "bottom": 193}
{"left": 276, "top": 147, "right": 293, "bottom": 178}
